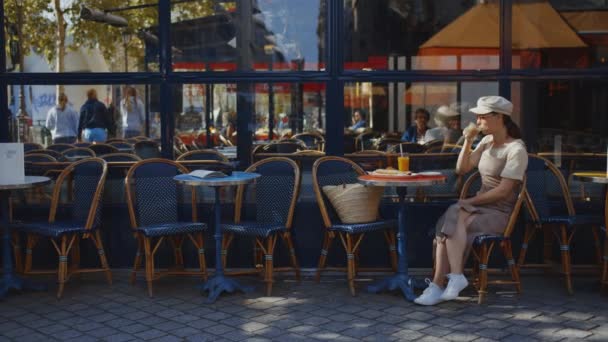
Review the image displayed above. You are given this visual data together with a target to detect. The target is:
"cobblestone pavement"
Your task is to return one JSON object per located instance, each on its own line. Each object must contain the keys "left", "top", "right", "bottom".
{"left": 0, "top": 271, "right": 607, "bottom": 341}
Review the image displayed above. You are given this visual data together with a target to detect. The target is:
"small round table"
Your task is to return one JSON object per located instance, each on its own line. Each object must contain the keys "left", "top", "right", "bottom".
{"left": 358, "top": 173, "right": 446, "bottom": 301}
{"left": 0, "top": 176, "right": 51, "bottom": 298}
{"left": 174, "top": 171, "right": 260, "bottom": 302}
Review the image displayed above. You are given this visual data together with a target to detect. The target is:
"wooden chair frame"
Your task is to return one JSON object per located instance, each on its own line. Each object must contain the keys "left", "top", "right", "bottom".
{"left": 88, "top": 143, "right": 119, "bottom": 156}
{"left": 221, "top": 157, "right": 301, "bottom": 296}
{"left": 61, "top": 147, "right": 96, "bottom": 158}
{"left": 21, "top": 158, "right": 111, "bottom": 299}
{"left": 460, "top": 172, "right": 527, "bottom": 304}
{"left": 176, "top": 149, "right": 229, "bottom": 162}
{"left": 312, "top": 156, "right": 398, "bottom": 296}
{"left": 517, "top": 154, "right": 603, "bottom": 295}
{"left": 125, "top": 158, "right": 207, "bottom": 297}
{"left": 293, "top": 132, "right": 325, "bottom": 151}
{"left": 46, "top": 143, "right": 75, "bottom": 152}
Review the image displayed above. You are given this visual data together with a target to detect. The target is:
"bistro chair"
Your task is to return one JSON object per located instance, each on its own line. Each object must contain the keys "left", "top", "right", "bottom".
{"left": 25, "top": 153, "right": 57, "bottom": 163}
{"left": 460, "top": 171, "right": 527, "bottom": 304}
{"left": 73, "top": 142, "right": 91, "bottom": 148}
{"left": 100, "top": 153, "right": 142, "bottom": 162}
{"left": 176, "top": 149, "right": 229, "bottom": 162}
{"left": 88, "top": 143, "right": 119, "bottom": 156}
{"left": 106, "top": 138, "right": 128, "bottom": 144}
{"left": 354, "top": 130, "right": 381, "bottom": 151}
{"left": 108, "top": 142, "right": 134, "bottom": 153}
{"left": 14, "top": 158, "right": 111, "bottom": 299}
{"left": 221, "top": 157, "right": 301, "bottom": 296}
{"left": 125, "top": 159, "right": 207, "bottom": 297}
{"left": 377, "top": 136, "right": 403, "bottom": 152}
{"left": 134, "top": 140, "right": 161, "bottom": 159}
{"left": 62, "top": 147, "right": 96, "bottom": 160}
{"left": 387, "top": 142, "right": 425, "bottom": 154}
{"left": 26, "top": 149, "right": 65, "bottom": 161}
{"left": 517, "top": 154, "right": 603, "bottom": 294}
{"left": 293, "top": 132, "right": 325, "bottom": 151}
{"left": 46, "top": 143, "right": 74, "bottom": 153}
{"left": 312, "top": 156, "right": 397, "bottom": 296}
{"left": 23, "top": 142, "right": 44, "bottom": 152}
{"left": 423, "top": 139, "right": 444, "bottom": 152}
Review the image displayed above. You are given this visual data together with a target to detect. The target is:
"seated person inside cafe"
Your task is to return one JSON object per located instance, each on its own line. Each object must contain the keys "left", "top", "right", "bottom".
{"left": 401, "top": 108, "right": 430, "bottom": 144}
{"left": 424, "top": 104, "right": 462, "bottom": 144}
{"left": 415, "top": 96, "right": 528, "bottom": 306}
{"left": 348, "top": 109, "right": 367, "bottom": 131}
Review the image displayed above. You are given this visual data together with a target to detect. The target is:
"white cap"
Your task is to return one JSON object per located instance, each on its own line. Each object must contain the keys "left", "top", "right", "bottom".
{"left": 470, "top": 96, "right": 513, "bottom": 116}
{"left": 436, "top": 105, "right": 460, "bottom": 117}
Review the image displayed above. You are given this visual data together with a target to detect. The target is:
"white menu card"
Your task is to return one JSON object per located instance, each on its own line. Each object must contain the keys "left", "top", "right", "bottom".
{"left": 0, "top": 143, "right": 25, "bottom": 184}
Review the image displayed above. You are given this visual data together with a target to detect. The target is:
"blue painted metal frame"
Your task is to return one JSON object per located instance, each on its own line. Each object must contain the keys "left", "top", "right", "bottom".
{"left": 3, "top": 0, "right": 608, "bottom": 163}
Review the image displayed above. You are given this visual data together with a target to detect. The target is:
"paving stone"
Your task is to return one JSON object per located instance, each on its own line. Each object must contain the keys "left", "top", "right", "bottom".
{"left": 555, "top": 328, "right": 593, "bottom": 339}
{"left": 390, "top": 329, "right": 424, "bottom": 341}
{"left": 118, "top": 323, "right": 149, "bottom": 334}
{"left": 476, "top": 328, "right": 511, "bottom": 339}
{"left": 133, "top": 329, "right": 167, "bottom": 340}
{"left": 206, "top": 324, "right": 236, "bottom": 335}
{"left": 419, "top": 326, "right": 454, "bottom": 338}
{"left": 104, "top": 333, "right": 137, "bottom": 342}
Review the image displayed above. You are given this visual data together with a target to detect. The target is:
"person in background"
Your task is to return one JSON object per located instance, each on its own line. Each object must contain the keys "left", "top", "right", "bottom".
{"left": 443, "top": 102, "right": 463, "bottom": 145}
{"left": 45, "top": 93, "right": 79, "bottom": 144}
{"left": 78, "top": 89, "right": 112, "bottom": 143}
{"left": 402, "top": 108, "right": 430, "bottom": 143}
{"left": 349, "top": 109, "right": 367, "bottom": 131}
{"left": 120, "top": 86, "right": 145, "bottom": 138}
{"left": 414, "top": 96, "right": 528, "bottom": 306}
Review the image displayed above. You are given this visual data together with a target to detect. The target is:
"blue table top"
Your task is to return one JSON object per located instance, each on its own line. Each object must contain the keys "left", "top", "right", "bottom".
{"left": 174, "top": 171, "right": 260, "bottom": 187}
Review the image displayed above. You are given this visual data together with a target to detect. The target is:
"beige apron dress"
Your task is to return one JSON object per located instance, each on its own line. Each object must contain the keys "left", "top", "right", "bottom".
{"left": 435, "top": 137, "right": 527, "bottom": 245}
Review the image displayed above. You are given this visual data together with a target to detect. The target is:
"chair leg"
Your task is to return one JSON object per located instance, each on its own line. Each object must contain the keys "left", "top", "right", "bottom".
{"left": 131, "top": 236, "right": 144, "bottom": 285}
{"left": 517, "top": 224, "right": 537, "bottom": 267}
{"left": 195, "top": 233, "right": 208, "bottom": 281}
{"left": 315, "top": 231, "right": 334, "bottom": 283}
{"left": 221, "top": 233, "right": 234, "bottom": 269}
{"left": 171, "top": 236, "right": 185, "bottom": 270}
{"left": 558, "top": 225, "right": 574, "bottom": 295}
{"left": 477, "top": 243, "right": 490, "bottom": 305}
{"left": 57, "top": 235, "right": 69, "bottom": 299}
{"left": 602, "top": 234, "right": 608, "bottom": 292}
{"left": 24, "top": 234, "right": 37, "bottom": 274}
{"left": 503, "top": 240, "right": 521, "bottom": 293}
{"left": 92, "top": 231, "right": 112, "bottom": 286}
{"left": 12, "top": 232, "right": 23, "bottom": 274}
{"left": 345, "top": 233, "right": 356, "bottom": 297}
{"left": 264, "top": 235, "right": 277, "bottom": 296}
{"left": 591, "top": 226, "right": 603, "bottom": 265}
{"left": 282, "top": 232, "right": 301, "bottom": 281}
{"left": 383, "top": 230, "right": 398, "bottom": 272}
{"left": 143, "top": 237, "right": 154, "bottom": 297}
{"left": 70, "top": 236, "right": 81, "bottom": 276}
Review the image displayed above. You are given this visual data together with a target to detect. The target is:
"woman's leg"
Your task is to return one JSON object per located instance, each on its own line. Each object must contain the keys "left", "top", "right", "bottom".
{"left": 445, "top": 209, "right": 471, "bottom": 274}
{"left": 432, "top": 238, "right": 450, "bottom": 286}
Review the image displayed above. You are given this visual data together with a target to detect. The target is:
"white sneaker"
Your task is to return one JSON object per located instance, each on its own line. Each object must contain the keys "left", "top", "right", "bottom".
{"left": 439, "top": 273, "right": 468, "bottom": 301}
{"left": 414, "top": 279, "right": 444, "bottom": 306}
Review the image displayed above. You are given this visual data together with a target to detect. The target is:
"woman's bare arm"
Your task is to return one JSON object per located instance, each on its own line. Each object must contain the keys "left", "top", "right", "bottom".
{"left": 461, "top": 178, "right": 519, "bottom": 206}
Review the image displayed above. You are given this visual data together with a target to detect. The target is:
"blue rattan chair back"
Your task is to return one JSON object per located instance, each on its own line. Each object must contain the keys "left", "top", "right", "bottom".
{"left": 51, "top": 159, "right": 107, "bottom": 229}
{"left": 177, "top": 149, "right": 229, "bottom": 162}
{"left": 62, "top": 147, "right": 95, "bottom": 159}
{"left": 242, "top": 158, "right": 300, "bottom": 225}
{"left": 134, "top": 141, "right": 161, "bottom": 159}
{"left": 47, "top": 143, "right": 74, "bottom": 152}
{"left": 293, "top": 132, "right": 324, "bottom": 151}
{"left": 24, "top": 142, "right": 43, "bottom": 152}
{"left": 26, "top": 149, "right": 65, "bottom": 161}
{"left": 88, "top": 143, "right": 119, "bottom": 156}
{"left": 74, "top": 142, "right": 91, "bottom": 148}
{"left": 313, "top": 157, "right": 365, "bottom": 226}
{"left": 126, "top": 160, "right": 190, "bottom": 227}
{"left": 108, "top": 142, "right": 134, "bottom": 152}
{"left": 25, "top": 153, "right": 57, "bottom": 163}
{"left": 101, "top": 153, "right": 142, "bottom": 162}
{"left": 525, "top": 154, "right": 574, "bottom": 221}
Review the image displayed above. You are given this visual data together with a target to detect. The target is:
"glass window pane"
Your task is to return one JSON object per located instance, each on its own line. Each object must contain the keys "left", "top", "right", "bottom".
{"left": 172, "top": 82, "right": 325, "bottom": 151}
{"left": 7, "top": 84, "right": 158, "bottom": 144}
{"left": 343, "top": 1, "right": 498, "bottom": 71}
{"left": 3, "top": 1, "right": 159, "bottom": 73}
{"left": 343, "top": 81, "right": 499, "bottom": 152}
{"left": 513, "top": 1, "right": 608, "bottom": 69}
{"left": 513, "top": 80, "right": 608, "bottom": 153}
{"left": 171, "top": 1, "right": 324, "bottom": 72}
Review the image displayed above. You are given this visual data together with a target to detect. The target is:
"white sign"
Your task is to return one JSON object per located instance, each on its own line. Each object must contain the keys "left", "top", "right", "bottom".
{"left": 0, "top": 143, "right": 25, "bottom": 185}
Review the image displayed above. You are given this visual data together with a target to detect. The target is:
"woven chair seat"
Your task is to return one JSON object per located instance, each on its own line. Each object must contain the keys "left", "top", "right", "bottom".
{"left": 473, "top": 234, "right": 507, "bottom": 245}
{"left": 15, "top": 221, "right": 92, "bottom": 238}
{"left": 222, "top": 222, "right": 286, "bottom": 237}
{"left": 536, "top": 214, "right": 602, "bottom": 226}
{"left": 330, "top": 219, "right": 396, "bottom": 234}
{"left": 135, "top": 222, "right": 206, "bottom": 237}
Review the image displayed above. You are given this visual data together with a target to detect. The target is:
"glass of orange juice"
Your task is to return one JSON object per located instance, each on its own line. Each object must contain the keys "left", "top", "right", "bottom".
{"left": 398, "top": 155, "right": 410, "bottom": 172}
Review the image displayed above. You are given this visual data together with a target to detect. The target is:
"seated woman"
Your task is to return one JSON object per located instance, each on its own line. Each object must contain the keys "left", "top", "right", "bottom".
{"left": 414, "top": 96, "right": 528, "bottom": 306}
{"left": 402, "top": 108, "right": 430, "bottom": 143}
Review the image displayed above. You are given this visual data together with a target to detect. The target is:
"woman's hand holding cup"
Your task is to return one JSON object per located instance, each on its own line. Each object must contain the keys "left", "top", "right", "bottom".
{"left": 462, "top": 122, "right": 479, "bottom": 141}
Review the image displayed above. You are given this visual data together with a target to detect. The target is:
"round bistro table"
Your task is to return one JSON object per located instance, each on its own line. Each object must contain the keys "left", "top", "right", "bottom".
{"left": 359, "top": 173, "right": 446, "bottom": 301}
{"left": 174, "top": 171, "right": 260, "bottom": 302}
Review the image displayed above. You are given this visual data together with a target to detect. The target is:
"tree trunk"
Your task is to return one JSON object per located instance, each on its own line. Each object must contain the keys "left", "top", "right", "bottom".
{"left": 54, "top": 0, "right": 66, "bottom": 96}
